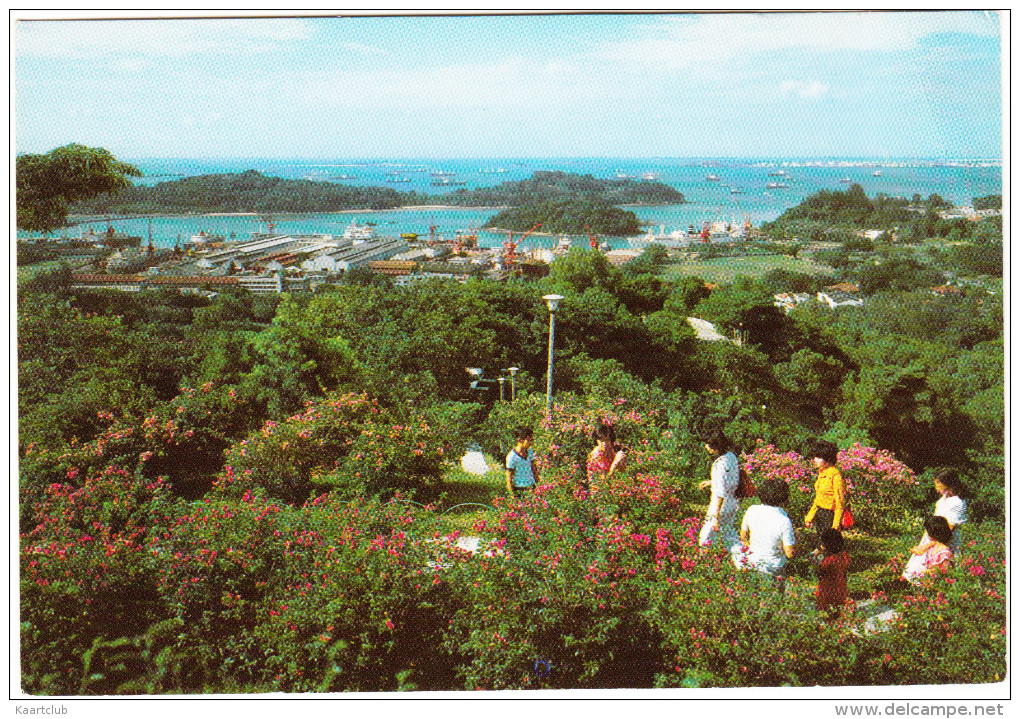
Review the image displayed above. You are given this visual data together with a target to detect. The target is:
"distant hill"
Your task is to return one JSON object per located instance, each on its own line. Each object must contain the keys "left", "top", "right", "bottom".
{"left": 437, "top": 170, "right": 685, "bottom": 207}
{"left": 70, "top": 170, "right": 411, "bottom": 214}
{"left": 69, "top": 169, "right": 685, "bottom": 216}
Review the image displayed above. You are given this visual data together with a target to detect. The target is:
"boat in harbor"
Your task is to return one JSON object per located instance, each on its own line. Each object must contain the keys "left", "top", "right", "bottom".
{"left": 553, "top": 237, "right": 572, "bottom": 255}
{"left": 342, "top": 219, "right": 375, "bottom": 241}
{"left": 767, "top": 169, "right": 789, "bottom": 177}
{"left": 386, "top": 175, "right": 411, "bottom": 183}
{"left": 767, "top": 182, "right": 789, "bottom": 189}
{"left": 332, "top": 174, "right": 359, "bottom": 180}
{"left": 706, "top": 174, "right": 721, "bottom": 182}
{"left": 872, "top": 170, "right": 883, "bottom": 177}
{"left": 431, "top": 177, "right": 466, "bottom": 187}
{"left": 839, "top": 177, "right": 852, "bottom": 183}
{"left": 641, "top": 171, "right": 659, "bottom": 181}
{"left": 186, "top": 231, "right": 225, "bottom": 247}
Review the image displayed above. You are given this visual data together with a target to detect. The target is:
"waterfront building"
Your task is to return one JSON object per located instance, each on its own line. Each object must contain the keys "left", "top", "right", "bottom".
{"left": 235, "top": 272, "right": 284, "bottom": 294}
{"left": 301, "top": 238, "right": 408, "bottom": 273}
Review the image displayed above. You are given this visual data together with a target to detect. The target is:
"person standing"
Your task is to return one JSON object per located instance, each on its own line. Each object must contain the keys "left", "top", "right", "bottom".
{"left": 804, "top": 439, "right": 847, "bottom": 537}
{"left": 586, "top": 423, "right": 626, "bottom": 489}
{"left": 698, "top": 429, "right": 741, "bottom": 551}
{"left": 506, "top": 427, "right": 539, "bottom": 495}
{"left": 812, "top": 528, "right": 851, "bottom": 622}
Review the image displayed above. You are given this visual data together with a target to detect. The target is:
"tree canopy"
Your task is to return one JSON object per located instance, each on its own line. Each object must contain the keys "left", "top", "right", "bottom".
{"left": 17, "top": 144, "right": 142, "bottom": 232}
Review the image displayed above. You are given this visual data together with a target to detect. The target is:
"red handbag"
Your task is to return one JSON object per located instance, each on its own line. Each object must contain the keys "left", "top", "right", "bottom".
{"left": 840, "top": 505, "right": 854, "bottom": 530}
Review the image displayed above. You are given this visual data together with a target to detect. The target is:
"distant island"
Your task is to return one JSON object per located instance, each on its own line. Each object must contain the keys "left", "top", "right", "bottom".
{"left": 70, "top": 169, "right": 409, "bottom": 215}
{"left": 432, "top": 170, "right": 685, "bottom": 207}
{"left": 485, "top": 198, "right": 642, "bottom": 236}
{"left": 69, "top": 169, "right": 685, "bottom": 216}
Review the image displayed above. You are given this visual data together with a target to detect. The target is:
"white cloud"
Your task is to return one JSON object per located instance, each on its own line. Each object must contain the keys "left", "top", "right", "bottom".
{"left": 779, "top": 79, "right": 829, "bottom": 99}
{"left": 15, "top": 17, "right": 317, "bottom": 58}
{"left": 595, "top": 11, "right": 999, "bottom": 69}
{"left": 290, "top": 55, "right": 616, "bottom": 111}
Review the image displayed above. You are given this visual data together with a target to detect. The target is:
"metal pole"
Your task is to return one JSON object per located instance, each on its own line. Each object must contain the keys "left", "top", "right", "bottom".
{"left": 546, "top": 310, "right": 556, "bottom": 413}
{"left": 498, "top": 377, "right": 505, "bottom": 402}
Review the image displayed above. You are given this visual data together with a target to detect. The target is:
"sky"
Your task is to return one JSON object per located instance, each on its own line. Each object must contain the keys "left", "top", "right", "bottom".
{"left": 13, "top": 11, "right": 1004, "bottom": 160}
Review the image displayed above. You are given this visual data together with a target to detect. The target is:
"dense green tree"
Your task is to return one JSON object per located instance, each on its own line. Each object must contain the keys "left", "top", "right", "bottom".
{"left": 663, "top": 276, "right": 711, "bottom": 314}
{"left": 853, "top": 256, "right": 943, "bottom": 295}
{"left": 695, "top": 277, "right": 792, "bottom": 359}
{"left": 546, "top": 247, "right": 621, "bottom": 295}
{"left": 17, "top": 144, "right": 141, "bottom": 232}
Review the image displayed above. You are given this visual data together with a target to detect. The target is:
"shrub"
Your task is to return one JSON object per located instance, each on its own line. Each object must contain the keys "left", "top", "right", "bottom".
{"left": 740, "top": 442, "right": 918, "bottom": 534}
{"left": 224, "top": 392, "right": 474, "bottom": 504}
{"left": 20, "top": 467, "right": 173, "bottom": 694}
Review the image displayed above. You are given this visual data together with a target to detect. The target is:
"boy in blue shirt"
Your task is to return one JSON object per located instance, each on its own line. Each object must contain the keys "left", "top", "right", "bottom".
{"left": 505, "top": 427, "right": 539, "bottom": 495}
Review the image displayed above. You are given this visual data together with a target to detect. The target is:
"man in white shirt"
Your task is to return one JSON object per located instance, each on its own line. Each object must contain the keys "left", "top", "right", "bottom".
{"left": 734, "top": 479, "right": 796, "bottom": 575}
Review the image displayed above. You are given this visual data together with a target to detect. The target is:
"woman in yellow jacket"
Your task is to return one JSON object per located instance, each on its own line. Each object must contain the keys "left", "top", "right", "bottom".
{"left": 804, "top": 440, "right": 847, "bottom": 538}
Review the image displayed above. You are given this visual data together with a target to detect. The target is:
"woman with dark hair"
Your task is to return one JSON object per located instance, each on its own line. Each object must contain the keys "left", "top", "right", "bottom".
{"left": 931, "top": 468, "right": 968, "bottom": 554}
{"left": 586, "top": 422, "right": 626, "bottom": 488}
{"left": 804, "top": 439, "right": 847, "bottom": 537}
{"left": 901, "top": 515, "right": 954, "bottom": 583}
{"left": 698, "top": 429, "right": 740, "bottom": 551}
{"left": 734, "top": 478, "right": 796, "bottom": 575}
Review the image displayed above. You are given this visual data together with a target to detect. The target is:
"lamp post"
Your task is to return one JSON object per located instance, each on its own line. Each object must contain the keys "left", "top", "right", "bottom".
{"left": 497, "top": 376, "right": 505, "bottom": 401}
{"left": 507, "top": 367, "right": 519, "bottom": 401}
{"left": 542, "top": 294, "right": 564, "bottom": 414}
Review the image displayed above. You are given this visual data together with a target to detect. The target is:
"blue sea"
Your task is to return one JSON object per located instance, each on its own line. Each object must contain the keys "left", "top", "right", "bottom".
{"left": 26, "top": 157, "right": 1002, "bottom": 250}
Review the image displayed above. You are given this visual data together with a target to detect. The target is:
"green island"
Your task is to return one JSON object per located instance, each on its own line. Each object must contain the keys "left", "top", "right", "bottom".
{"left": 485, "top": 197, "right": 643, "bottom": 235}
{"left": 17, "top": 148, "right": 1004, "bottom": 693}
{"left": 67, "top": 168, "right": 684, "bottom": 218}
{"left": 434, "top": 169, "right": 685, "bottom": 207}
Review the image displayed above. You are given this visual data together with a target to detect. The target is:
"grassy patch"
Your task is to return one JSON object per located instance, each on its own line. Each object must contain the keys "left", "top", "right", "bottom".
{"left": 662, "top": 253, "right": 835, "bottom": 283}
{"left": 437, "top": 456, "right": 505, "bottom": 533}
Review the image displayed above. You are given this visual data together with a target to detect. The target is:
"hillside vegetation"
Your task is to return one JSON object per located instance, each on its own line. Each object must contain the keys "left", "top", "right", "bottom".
{"left": 68, "top": 170, "right": 685, "bottom": 217}
{"left": 439, "top": 170, "right": 685, "bottom": 207}
{"left": 19, "top": 184, "right": 1003, "bottom": 694}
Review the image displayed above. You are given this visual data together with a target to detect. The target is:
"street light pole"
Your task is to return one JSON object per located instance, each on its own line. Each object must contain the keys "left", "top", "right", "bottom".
{"left": 497, "top": 376, "right": 505, "bottom": 402}
{"left": 507, "top": 367, "right": 519, "bottom": 401}
{"left": 543, "top": 294, "right": 564, "bottom": 415}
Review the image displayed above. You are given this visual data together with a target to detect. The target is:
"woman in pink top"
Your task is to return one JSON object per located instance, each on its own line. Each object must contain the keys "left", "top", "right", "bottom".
{"left": 586, "top": 423, "right": 626, "bottom": 490}
{"left": 901, "top": 515, "right": 954, "bottom": 584}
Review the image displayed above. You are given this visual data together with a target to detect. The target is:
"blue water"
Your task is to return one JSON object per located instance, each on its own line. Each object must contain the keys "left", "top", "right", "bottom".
{"left": 25, "top": 157, "right": 1001, "bottom": 250}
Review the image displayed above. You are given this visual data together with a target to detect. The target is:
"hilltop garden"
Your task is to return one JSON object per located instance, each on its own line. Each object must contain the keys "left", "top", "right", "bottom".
{"left": 18, "top": 180, "right": 1005, "bottom": 693}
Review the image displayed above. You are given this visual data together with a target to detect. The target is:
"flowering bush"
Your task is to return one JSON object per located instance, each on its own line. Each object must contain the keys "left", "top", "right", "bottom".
{"left": 223, "top": 392, "right": 474, "bottom": 503}
{"left": 740, "top": 442, "right": 918, "bottom": 534}
{"left": 18, "top": 391, "right": 1004, "bottom": 694}
{"left": 20, "top": 466, "right": 173, "bottom": 694}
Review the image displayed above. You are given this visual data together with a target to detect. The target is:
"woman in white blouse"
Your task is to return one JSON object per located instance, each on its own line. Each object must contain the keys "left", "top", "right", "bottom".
{"left": 931, "top": 468, "right": 968, "bottom": 554}
{"left": 698, "top": 430, "right": 741, "bottom": 551}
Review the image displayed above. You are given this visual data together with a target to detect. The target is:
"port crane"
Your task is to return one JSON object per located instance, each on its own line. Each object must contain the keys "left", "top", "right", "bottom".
{"left": 503, "top": 222, "right": 541, "bottom": 268}
{"left": 452, "top": 224, "right": 479, "bottom": 254}
{"left": 700, "top": 206, "right": 718, "bottom": 242}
